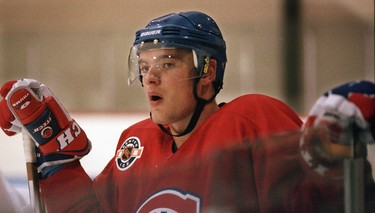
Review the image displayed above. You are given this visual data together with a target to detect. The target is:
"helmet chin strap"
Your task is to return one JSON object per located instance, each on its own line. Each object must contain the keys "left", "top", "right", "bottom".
{"left": 154, "top": 77, "right": 217, "bottom": 137}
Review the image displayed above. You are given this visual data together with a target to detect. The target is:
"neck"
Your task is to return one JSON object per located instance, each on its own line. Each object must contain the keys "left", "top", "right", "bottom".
{"left": 172, "top": 100, "right": 219, "bottom": 148}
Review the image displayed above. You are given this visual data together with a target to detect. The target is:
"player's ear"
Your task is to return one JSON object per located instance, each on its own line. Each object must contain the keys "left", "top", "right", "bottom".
{"left": 196, "top": 59, "right": 217, "bottom": 99}
{"left": 200, "top": 59, "right": 217, "bottom": 85}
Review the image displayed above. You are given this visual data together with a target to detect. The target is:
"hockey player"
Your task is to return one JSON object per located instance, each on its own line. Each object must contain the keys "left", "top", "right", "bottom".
{"left": 0, "top": 11, "right": 374, "bottom": 212}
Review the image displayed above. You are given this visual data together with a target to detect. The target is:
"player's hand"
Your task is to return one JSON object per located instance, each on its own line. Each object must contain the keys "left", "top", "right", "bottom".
{"left": 300, "top": 80, "right": 375, "bottom": 177}
{"left": 0, "top": 79, "right": 91, "bottom": 178}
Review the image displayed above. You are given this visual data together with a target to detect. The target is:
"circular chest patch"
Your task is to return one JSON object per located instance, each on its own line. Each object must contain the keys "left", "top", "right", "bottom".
{"left": 116, "top": 136, "right": 144, "bottom": 171}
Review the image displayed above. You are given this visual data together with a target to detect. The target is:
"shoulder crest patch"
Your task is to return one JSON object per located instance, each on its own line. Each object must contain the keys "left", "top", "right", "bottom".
{"left": 116, "top": 136, "right": 144, "bottom": 171}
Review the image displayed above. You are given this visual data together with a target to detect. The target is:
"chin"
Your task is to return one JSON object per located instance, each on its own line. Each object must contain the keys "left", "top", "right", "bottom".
{"left": 150, "top": 112, "right": 164, "bottom": 124}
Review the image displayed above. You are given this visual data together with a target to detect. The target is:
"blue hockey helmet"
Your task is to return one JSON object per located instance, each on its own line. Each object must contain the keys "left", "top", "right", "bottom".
{"left": 128, "top": 11, "right": 227, "bottom": 94}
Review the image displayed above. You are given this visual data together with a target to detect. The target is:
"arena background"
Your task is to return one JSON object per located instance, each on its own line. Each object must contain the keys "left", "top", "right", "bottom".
{"left": 0, "top": 0, "right": 373, "bottom": 207}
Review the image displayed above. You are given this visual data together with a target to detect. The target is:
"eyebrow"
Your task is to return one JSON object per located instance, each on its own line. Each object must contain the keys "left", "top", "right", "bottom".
{"left": 139, "top": 54, "right": 181, "bottom": 64}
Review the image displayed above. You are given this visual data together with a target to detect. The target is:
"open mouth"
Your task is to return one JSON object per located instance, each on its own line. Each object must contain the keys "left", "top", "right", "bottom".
{"left": 149, "top": 94, "right": 163, "bottom": 102}
{"left": 147, "top": 90, "right": 163, "bottom": 104}
{"left": 151, "top": 95, "right": 161, "bottom": 101}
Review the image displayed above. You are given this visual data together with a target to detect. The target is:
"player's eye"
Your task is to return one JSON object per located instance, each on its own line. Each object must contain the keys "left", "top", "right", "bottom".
{"left": 139, "top": 65, "right": 150, "bottom": 74}
{"left": 162, "top": 62, "right": 175, "bottom": 70}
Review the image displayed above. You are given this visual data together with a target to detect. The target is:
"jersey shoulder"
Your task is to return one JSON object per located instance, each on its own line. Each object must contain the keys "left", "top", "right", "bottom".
{"left": 226, "top": 94, "right": 286, "bottom": 107}
{"left": 222, "top": 94, "right": 288, "bottom": 111}
{"left": 117, "top": 118, "right": 161, "bottom": 143}
{"left": 222, "top": 94, "right": 302, "bottom": 127}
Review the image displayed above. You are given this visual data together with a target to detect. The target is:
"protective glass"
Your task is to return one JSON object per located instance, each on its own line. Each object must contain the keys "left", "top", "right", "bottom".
{"left": 127, "top": 40, "right": 200, "bottom": 85}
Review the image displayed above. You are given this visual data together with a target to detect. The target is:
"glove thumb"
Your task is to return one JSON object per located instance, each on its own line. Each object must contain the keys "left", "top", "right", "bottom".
{"left": 0, "top": 80, "right": 17, "bottom": 98}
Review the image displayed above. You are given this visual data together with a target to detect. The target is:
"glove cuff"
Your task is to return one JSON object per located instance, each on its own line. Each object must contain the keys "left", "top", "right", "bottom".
{"left": 39, "top": 164, "right": 64, "bottom": 179}
{"left": 24, "top": 108, "right": 61, "bottom": 145}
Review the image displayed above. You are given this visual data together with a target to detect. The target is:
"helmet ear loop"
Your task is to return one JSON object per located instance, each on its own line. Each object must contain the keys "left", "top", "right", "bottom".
{"left": 202, "top": 57, "right": 210, "bottom": 76}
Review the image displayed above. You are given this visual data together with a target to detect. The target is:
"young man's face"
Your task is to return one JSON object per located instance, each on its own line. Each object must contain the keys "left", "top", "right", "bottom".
{"left": 139, "top": 48, "right": 198, "bottom": 126}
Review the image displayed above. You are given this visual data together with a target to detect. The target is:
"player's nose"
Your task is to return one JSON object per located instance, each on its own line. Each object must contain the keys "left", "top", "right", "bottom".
{"left": 144, "top": 67, "right": 161, "bottom": 85}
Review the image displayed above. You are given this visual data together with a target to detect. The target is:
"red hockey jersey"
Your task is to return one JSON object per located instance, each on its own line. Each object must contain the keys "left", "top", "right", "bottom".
{"left": 40, "top": 94, "right": 342, "bottom": 212}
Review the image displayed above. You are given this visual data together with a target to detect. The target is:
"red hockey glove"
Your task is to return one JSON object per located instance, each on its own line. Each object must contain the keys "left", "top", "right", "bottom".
{"left": 0, "top": 79, "right": 91, "bottom": 177}
{"left": 300, "top": 80, "right": 375, "bottom": 177}
{"left": 0, "top": 80, "right": 22, "bottom": 136}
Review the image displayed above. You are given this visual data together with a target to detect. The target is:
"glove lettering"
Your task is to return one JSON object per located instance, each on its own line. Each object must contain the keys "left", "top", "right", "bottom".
{"left": 56, "top": 121, "right": 82, "bottom": 150}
